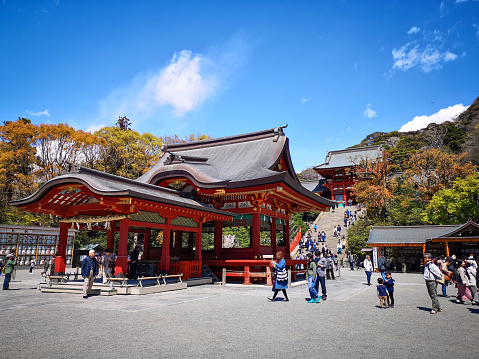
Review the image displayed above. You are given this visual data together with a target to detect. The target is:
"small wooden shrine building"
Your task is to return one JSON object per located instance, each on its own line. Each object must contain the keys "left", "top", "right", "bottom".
{"left": 368, "top": 221, "right": 479, "bottom": 271}
{"left": 314, "top": 145, "right": 382, "bottom": 205}
{"left": 10, "top": 126, "right": 334, "bottom": 278}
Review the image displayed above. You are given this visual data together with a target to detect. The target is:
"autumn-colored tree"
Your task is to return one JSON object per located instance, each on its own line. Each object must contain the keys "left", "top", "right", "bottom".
{"left": 405, "top": 149, "right": 476, "bottom": 201}
{"left": 0, "top": 118, "right": 38, "bottom": 204}
{"left": 424, "top": 173, "right": 479, "bottom": 225}
{"left": 352, "top": 150, "right": 394, "bottom": 218}
{"left": 94, "top": 120, "right": 164, "bottom": 179}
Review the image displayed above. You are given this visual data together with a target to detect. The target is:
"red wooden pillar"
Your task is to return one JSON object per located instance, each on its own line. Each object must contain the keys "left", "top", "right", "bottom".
{"left": 214, "top": 220, "right": 222, "bottom": 258}
{"left": 284, "top": 218, "right": 290, "bottom": 259}
{"left": 271, "top": 217, "right": 277, "bottom": 255}
{"left": 243, "top": 265, "right": 251, "bottom": 285}
{"left": 115, "top": 218, "right": 129, "bottom": 277}
{"left": 252, "top": 212, "right": 261, "bottom": 257}
{"left": 106, "top": 221, "right": 116, "bottom": 251}
{"left": 143, "top": 228, "right": 151, "bottom": 260}
{"left": 54, "top": 222, "right": 69, "bottom": 274}
{"left": 194, "top": 222, "right": 203, "bottom": 262}
{"left": 159, "top": 218, "right": 171, "bottom": 273}
{"left": 343, "top": 186, "right": 347, "bottom": 206}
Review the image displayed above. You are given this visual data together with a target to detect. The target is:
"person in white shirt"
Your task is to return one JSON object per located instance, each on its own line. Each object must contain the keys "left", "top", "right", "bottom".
{"left": 423, "top": 253, "right": 443, "bottom": 314}
{"left": 363, "top": 255, "right": 373, "bottom": 285}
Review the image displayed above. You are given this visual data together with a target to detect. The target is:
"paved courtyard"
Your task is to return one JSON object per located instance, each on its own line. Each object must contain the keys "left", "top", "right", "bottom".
{"left": 1, "top": 267, "right": 477, "bottom": 359}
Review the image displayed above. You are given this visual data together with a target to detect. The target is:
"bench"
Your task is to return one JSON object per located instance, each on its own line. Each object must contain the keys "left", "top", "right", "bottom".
{"left": 136, "top": 274, "right": 183, "bottom": 288}
{"left": 43, "top": 273, "right": 77, "bottom": 285}
{"left": 107, "top": 277, "right": 129, "bottom": 289}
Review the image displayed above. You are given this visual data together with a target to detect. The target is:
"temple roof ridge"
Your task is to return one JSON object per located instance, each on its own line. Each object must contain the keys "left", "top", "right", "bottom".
{"left": 161, "top": 125, "right": 288, "bottom": 153}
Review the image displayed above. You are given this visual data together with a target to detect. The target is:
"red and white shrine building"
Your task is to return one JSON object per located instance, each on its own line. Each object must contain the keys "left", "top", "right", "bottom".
{"left": 11, "top": 127, "right": 334, "bottom": 280}
{"left": 314, "top": 145, "right": 383, "bottom": 205}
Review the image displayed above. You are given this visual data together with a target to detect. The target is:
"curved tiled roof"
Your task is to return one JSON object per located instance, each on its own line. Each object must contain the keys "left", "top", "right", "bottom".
{"left": 136, "top": 126, "right": 335, "bottom": 208}
{"left": 315, "top": 145, "right": 383, "bottom": 170}
{"left": 10, "top": 166, "right": 233, "bottom": 217}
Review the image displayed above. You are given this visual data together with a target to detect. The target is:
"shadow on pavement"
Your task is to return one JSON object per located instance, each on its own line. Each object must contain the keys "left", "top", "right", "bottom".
{"left": 416, "top": 306, "right": 431, "bottom": 312}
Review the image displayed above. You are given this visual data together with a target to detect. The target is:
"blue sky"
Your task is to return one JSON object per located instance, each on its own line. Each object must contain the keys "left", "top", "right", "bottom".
{"left": 1, "top": 0, "right": 478, "bottom": 172}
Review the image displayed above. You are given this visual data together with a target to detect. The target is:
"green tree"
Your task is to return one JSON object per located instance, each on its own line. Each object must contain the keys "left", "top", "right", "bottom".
{"left": 424, "top": 173, "right": 479, "bottom": 224}
{"left": 346, "top": 219, "right": 372, "bottom": 258}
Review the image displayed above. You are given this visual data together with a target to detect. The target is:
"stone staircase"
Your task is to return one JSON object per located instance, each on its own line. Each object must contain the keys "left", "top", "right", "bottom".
{"left": 305, "top": 205, "right": 361, "bottom": 258}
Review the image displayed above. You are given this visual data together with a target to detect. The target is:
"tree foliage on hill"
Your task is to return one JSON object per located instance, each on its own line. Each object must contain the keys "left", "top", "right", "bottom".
{"left": 424, "top": 173, "right": 479, "bottom": 225}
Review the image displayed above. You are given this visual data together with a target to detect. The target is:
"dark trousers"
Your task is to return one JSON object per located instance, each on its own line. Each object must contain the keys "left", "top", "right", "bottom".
{"left": 388, "top": 291, "right": 395, "bottom": 306}
{"left": 314, "top": 275, "right": 327, "bottom": 297}
{"left": 129, "top": 261, "right": 138, "bottom": 279}
{"left": 272, "top": 289, "right": 288, "bottom": 300}
{"left": 3, "top": 272, "right": 11, "bottom": 290}
{"left": 365, "top": 271, "right": 372, "bottom": 285}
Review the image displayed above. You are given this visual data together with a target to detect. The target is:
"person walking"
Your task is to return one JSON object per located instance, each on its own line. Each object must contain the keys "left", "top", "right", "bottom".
{"left": 269, "top": 251, "right": 289, "bottom": 302}
{"left": 43, "top": 258, "right": 49, "bottom": 277}
{"left": 455, "top": 259, "right": 473, "bottom": 304}
{"left": 306, "top": 253, "right": 320, "bottom": 303}
{"left": 364, "top": 255, "right": 373, "bottom": 285}
{"left": 314, "top": 250, "right": 328, "bottom": 300}
{"left": 378, "top": 255, "right": 387, "bottom": 280}
{"left": 29, "top": 258, "right": 36, "bottom": 274}
{"left": 101, "top": 249, "right": 116, "bottom": 284}
{"left": 82, "top": 249, "right": 99, "bottom": 299}
{"left": 423, "top": 253, "right": 442, "bottom": 314}
{"left": 2, "top": 253, "right": 17, "bottom": 290}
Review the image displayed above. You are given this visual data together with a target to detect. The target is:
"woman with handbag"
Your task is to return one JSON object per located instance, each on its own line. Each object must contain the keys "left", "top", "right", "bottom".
{"left": 269, "top": 251, "right": 289, "bottom": 302}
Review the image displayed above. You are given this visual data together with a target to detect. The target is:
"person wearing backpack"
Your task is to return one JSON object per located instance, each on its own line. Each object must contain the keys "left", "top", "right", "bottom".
{"left": 378, "top": 255, "right": 387, "bottom": 281}
{"left": 314, "top": 250, "right": 328, "bottom": 300}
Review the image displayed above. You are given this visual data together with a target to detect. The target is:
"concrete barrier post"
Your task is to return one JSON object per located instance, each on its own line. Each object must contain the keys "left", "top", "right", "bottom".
{"left": 222, "top": 268, "right": 226, "bottom": 286}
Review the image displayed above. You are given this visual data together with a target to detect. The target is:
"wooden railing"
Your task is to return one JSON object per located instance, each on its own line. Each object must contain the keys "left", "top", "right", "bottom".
{"left": 289, "top": 229, "right": 302, "bottom": 253}
{"left": 169, "top": 260, "right": 202, "bottom": 280}
{"left": 205, "top": 259, "right": 306, "bottom": 285}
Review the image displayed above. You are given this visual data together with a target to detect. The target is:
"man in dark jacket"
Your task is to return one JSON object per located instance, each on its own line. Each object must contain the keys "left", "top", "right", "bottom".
{"left": 378, "top": 255, "right": 387, "bottom": 280}
{"left": 81, "top": 250, "right": 98, "bottom": 298}
{"left": 129, "top": 246, "right": 140, "bottom": 279}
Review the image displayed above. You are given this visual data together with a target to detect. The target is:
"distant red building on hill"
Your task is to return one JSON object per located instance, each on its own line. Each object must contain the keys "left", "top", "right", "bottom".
{"left": 314, "top": 145, "right": 383, "bottom": 206}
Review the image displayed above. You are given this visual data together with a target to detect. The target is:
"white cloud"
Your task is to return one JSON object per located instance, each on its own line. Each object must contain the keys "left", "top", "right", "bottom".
{"left": 444, "top": 51, "right": 458, "bottom": 61}
{"left": 390, "top": 26, "right": 464, "bottom": 74}
{"left": 95, "top": 34, "right": 251, "bottom": 126}
{"left": 346, "top": 126, "right": 351, "bottom": 132}
{"left": 301, "top": 98, "right": 311, "bottom": 104}
{"left": 399, "top": 104, "right": 469, "bottom": 132}
{"left": 363, "top": 104, "right": 377, "bottom": 118}
{"left": 354, "top": 63, "right": 358, "bottom": 69}
{"left": 153, "top": 50, "right": 215, "bottom": 116}
{"left": 408, "top": 26, "right": 421, "bottom": 35}
{"left": 26, "top": 109, "right": 50, "bottom": 117}
{"left": 392, "top": 43, "right": 419, "bottom": 71}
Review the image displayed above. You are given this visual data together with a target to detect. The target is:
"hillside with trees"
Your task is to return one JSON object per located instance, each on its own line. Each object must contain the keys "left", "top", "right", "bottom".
{"left": 348, "top": 95, "right": 479, "bottom": 256}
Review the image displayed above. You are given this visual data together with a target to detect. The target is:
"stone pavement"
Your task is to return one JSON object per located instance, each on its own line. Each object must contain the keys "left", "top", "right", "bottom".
{"left": 1, "top": 268, "right": 477, "bottom": 358}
